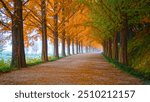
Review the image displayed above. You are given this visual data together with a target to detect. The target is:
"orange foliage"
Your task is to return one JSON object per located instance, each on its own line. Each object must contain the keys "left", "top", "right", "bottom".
{"left": 0, "top": 0, "right": 101, "bottom": 49}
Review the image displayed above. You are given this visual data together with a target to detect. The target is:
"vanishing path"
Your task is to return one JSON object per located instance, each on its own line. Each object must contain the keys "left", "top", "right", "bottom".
{"left": 0, "top": 53, "right": 143, "bottom": 85}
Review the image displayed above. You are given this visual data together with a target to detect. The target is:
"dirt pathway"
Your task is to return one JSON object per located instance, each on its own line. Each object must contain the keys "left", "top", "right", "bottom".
{"left": 0, "top": 53, "right": 143, "bottom": 85}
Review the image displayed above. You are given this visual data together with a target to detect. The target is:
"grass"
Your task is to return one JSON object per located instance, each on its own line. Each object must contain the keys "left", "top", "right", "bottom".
{"left": 0, "top": 56, "right": 64, "bottom": 73}
{"left": 26, "top": 56, "right": 64, "bottom": 66}
{"left": 26, "top": 57, "right": 43, "bottom": 66}
{"left": 49, "top": 56, "right": 64, "bottom": 62}
{"left": 102, "top": 54, "right": 150, "bottom": 85}
{"left": 0, "top": 66, "right": 13, "bottom": 72}
{"left": 0, "top": 58, "right": 13, "bottom": 72}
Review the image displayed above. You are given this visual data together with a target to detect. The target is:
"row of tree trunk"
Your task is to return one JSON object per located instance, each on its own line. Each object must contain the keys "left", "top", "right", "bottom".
{"left": 65, "top": 38, "right": 96, "bottom": 56}
{"left": 2, "top": 0, "right": 96, "bottom": 69}
{"left": 11, "top": 0, "right": 49, "bottom": 67}
{"left": 103, "top": 19, "right": 128, "bottom": 65}
{"left": 103, "top": 32, "right": 128, "bottom": 65}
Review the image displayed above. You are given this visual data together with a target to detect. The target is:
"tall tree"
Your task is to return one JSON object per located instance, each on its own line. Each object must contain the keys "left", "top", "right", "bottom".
{"left": 67, "top": 36, "right": 71, "bottom": 55}
{"left": 11, "top": 0, "right": 26, "bottom": 68}
{"left": 53, "top": 0, "right": 59, "bottom": 58}
{"left": 41, "top": 0, "right": 48, "bottom": 62}
{"left": 61, "top": 2, "right": 66, "bottom": 57}
{"left": 120, "top": 14, "right": 128, "bottom": 64}
{"left": 72, "top": 39, "right": 75, "bottom": 54}
{"left": 112, "top": 32, "right": 118, "bottom": 60}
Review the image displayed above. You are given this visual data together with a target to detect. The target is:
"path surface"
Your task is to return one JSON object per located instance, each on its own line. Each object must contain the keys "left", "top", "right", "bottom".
{"left": 0, "top": 53, "right": 143, "bottom": 85}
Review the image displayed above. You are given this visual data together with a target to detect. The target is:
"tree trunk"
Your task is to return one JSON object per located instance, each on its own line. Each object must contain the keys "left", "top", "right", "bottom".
{"left": 81, "top": 41, "right": 83, "bottom": 53}
{"left": 89, "top": 45, "right": 91, "bottom": 53}
{"left": 113, "top": 32, "right": 118, "bottom": 60}
{"left": 102, "top": 41, "right": 106, "bottom": 54}
{"left": 76, "top": 39, "right": 78, "bottom": 54}
{"left": 86, "top": 46, "right": 88, "bottom": 53}
{"left": 41, "top": 0, "right": 48, "bottom": 62}
{"left": 67, "top": 37, "right": 71, "bottom": 55}
{"left": 61, "top": 4, "right": 66, "bottom": 57}
{"left": 105, "top": 40, "right": 109, "bottom": 57}
{"left": 104, "top": 40, "right": 107, "bottom": 56}
{"left": 61, "top": 33, "right": 66, "bottom": 57}
{"left": 120, "top": 29, "right": 128, "bottom": 64}
{"left": 78, "top": 41, "right": 81, "bottom": 53}
{"left": 108, "top": 38, "right": 112, "bottom": 58}
{"left": 53, "top": 1, "right": 59, "bottom": 58}
{"left": 72, "top": 39, "right": 75, "bottom": 55}
{"left": 92, "top": 47, "right": 94, "bottom": 52}
{"left": 11, "top": 0, "right": 26, "bottom": 68}
{"left": 120, "top": 14, "right": 128, "bottom": 65}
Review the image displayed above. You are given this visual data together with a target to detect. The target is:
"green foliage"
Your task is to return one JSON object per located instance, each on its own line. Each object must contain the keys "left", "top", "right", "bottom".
{"left": 81, "top": 0, "right": 150, "bottom": 41}
{"left": 0, "top": 58, "right": 12, "bottom": 72}
{"left": 81, "top": 0, "right": 150, "bottom": 80}
{"left": 128, "top": 29, "right": 150, "bottom": 78}
{"left": 49, "top": 56, "right": 64, "bottom": 62}
{"left": 102, "top": 54, "right": 150, "bottom": 84}
{"left": 0, "top": 55, "right": 64, "bottom": 72}
{"left": 26, "top": 57, "right": 43, "bottom": 66}
{"left": 26, "top": 56, "right": 64, "bottom": 66}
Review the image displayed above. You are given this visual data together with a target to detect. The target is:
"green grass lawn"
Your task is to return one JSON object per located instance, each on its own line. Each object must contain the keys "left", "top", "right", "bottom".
{"left": 0, "top": 56, "right": 64, "bottom": 73}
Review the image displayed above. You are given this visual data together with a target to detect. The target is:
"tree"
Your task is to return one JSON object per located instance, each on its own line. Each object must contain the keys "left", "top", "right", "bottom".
{"left": 112, "top": 32, "right": 118, "bottom": 60}
{"left": 53, "top": 0, "right": 59, "bottom": 58}
{"left": 0, "top": 0, "right": 101, "bottom": 69}
{"left": 11, "top": 0, "right": 26, "bottom": 68}
{"left": 0, "top": 0, "right": 27, "bottom": 68}
{"left": 41, "top": 0, "right": 48, "bottom": 62}
{"left": 61, "top": 3, "right": 66, "bottom": 57}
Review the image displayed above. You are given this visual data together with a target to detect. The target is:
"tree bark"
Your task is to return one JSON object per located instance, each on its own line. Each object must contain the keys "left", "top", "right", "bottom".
{"left": 89, "top": 45, "right": 91, "bottom": 53}
{"left": 67, "top": 37, "right": 71, "bottom": 56}
{"left": 108, "top": 38, "right": 112, "bottom": 58}
{"left": 11, "top": 0, "right": 26, "bottom": 68}
{"left": 120, "top": 14, "right": 128, "bottom": 65}
{"left": 76, "top": 39, "right": 79, "bottom": 54}
{"left": 104, "top": 40, "right": 108, "bottom": 56}
{"left": 86, "top": 46, "right": 88, "bottom": 53}
{"left": 61, "top": 4, "right": 66, "bottom": 57}
{"left": 41, "top": 0, "right": 48, "bottom": 62}
{"left": 61, "top": 32, "right": 66, "bottom": 57}
{"left": 53, "top": 1, "right": 59, "bottom": 58}
{"left": 102, "top": 41, "right": 106, "bottom": 54}
{"left": 81, "top": 41, "right": 83, "bottom": 53}
{"left": 113, "top": 32, "right": 118, "bottom": 60}
{"left": 72, "top": 39, "right": 75, "bottom": 55}
{"left": 120, "top": 29, "right": 128, "bottom": 64}
{"left": 78, "top": 41, "right": 81, "bottom": 53}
